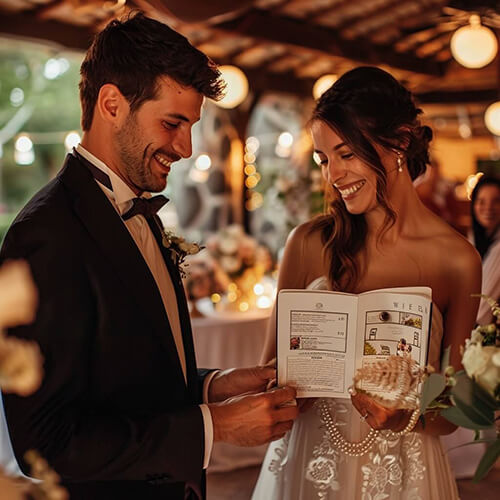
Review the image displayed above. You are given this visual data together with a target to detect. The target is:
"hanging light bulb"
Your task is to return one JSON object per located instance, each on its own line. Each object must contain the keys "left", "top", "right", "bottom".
{"left": 312, "top": 74, "right": 338, "bottom": 100}
{"left": 484, "top": 101, "right": 500, "bottom": 135}
{"left": 216, "top": 65, "right": 249, "bottom": 109}
{"left": 450, "top": 15, "right": 498, "bottom": 69}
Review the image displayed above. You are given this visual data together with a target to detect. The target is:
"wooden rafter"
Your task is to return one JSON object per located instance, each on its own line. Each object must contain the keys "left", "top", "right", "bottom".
{"left": 210, "top": 7, "right": 447, "bottom": 76}
{"left": 0, "top": 11, "right": 94, "bottom": 50}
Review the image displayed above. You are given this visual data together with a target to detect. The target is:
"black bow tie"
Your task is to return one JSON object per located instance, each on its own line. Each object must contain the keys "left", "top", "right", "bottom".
{"left": 73, "top": 149, "right": 169, "bottom": 221}
{"left": 121, "top": 195, "right": 169, "bottom": 221}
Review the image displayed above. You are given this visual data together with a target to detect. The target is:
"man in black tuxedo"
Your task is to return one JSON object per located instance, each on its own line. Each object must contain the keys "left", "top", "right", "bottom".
{"left": 0, "top": 13, "right": 298, "bottom": 500}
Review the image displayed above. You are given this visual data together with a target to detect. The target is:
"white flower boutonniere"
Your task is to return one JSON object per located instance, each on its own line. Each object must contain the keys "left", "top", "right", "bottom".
{"left": 161, "top": 230, "right": 203, "bottom": 277}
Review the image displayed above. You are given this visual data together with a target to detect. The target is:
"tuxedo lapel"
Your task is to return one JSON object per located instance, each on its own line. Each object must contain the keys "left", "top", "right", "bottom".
{"left": 58, "top": 155, "right": 187, "bottom": 385}
{"left": 149, "top": 215, "right": 199, "bottom": 395}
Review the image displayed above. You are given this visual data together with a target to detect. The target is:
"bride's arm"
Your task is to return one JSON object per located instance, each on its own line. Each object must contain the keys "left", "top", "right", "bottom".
{"left": 416, "top": 241, "right": 482, "bottom": 436}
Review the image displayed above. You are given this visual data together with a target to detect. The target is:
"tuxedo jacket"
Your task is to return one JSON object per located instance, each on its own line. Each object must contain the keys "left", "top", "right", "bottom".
{"left": 0, "top": 154, "right": 211, "bottom": 500}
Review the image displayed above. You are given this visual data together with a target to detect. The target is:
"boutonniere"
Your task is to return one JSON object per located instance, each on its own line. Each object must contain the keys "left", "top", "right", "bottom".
{"left": 162, "top": 230, "right": 203, "bottom": 277}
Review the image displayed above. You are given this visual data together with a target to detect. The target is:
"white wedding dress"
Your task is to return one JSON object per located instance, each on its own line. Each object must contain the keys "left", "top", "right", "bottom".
{"left": 252, "top": 278, "right": 458, "bottom": 500}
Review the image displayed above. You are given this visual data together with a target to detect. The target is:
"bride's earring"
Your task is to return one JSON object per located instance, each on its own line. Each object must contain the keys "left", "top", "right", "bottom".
{"left": 396, "top": 152, "right": 403, "bottom": 172}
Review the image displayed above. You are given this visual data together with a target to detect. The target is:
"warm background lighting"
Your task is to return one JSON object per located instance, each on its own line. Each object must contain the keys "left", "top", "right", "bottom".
{"left": 484, "top": 101, "right": 500, "bottom": 136}
{"left": 216, "top": 65, "right": 249, "bottom": 109}
{"left": 312, "top": 74, "right": 338, "bottom": 100}
{"left": 450, "top": 15, "right": 498, "bottom": 69}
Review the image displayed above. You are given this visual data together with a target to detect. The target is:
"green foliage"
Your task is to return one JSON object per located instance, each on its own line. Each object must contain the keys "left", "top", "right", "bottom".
{"left": 420, "top": 373, "right": 446, "bottom": 413}
{"left": 449, "top": 371, "right": 498, "bottom": 426}
{"left": 474, "top": 439, "right": 500, "bottom": 482}
{"left": 0, "top": 41, "right": 82, "bottom": 214}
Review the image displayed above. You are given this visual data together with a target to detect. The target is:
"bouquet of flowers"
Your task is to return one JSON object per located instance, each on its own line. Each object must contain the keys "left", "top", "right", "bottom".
{"left": 420, "top": 295, "right": 500, "bottom": 481}
{"left": 0, "top": 260, "right": 68, "bottom": 499}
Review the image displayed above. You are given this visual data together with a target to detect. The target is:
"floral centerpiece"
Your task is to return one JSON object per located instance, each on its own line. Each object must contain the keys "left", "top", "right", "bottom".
{"left": 203, "top": 224, "right": 274, "bottom": 312}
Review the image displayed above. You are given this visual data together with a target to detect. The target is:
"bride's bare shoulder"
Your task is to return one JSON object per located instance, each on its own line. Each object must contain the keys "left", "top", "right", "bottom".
{"left": 430, "top": 217, "right": 481, "bottom": 273}
{"left": 280, "top": 219, "right": 327, "bottom": 286}
{"left": 286, "top": 219, "right": 324, "bottom": 253}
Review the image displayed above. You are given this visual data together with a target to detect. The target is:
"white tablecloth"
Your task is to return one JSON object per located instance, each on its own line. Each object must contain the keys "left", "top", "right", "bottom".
{"left": 192, "top": 308, "right": 271, "bottom": 473}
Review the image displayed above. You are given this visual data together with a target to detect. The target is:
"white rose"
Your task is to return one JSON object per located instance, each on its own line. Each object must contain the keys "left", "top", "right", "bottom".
{"left": 219, "top": 255, "right": 241, "bottom": 274}
{"left": 462, "top": 342, "right": 489, "bottom": 378}
{"left": 470, "top": 329, "right": 484, "bottom": 344}
{"left": 463, "top": 343, "right": 500, "bottom": 396}
{"left": 218, "top": 237, "right": 238, "bottom": 255}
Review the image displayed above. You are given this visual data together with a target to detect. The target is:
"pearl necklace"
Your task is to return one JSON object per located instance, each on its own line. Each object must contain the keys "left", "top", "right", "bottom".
{"left": 318, "top": 401, "right": 420, "bottom": 457}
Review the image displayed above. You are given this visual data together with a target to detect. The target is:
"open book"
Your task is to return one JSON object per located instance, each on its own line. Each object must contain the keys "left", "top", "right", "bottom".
{"left": 277, "top": 287, "right": 432, "bottom": 398}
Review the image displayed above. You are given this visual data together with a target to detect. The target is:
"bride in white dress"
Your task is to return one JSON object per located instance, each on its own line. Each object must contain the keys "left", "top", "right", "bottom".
{"left": 252, "top": 67, "right": 481, "bottom": 500}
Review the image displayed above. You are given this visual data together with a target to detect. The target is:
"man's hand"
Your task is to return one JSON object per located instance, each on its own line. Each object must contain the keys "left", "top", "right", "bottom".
{"left": 209, "top": 386, "right": 299, "bottom": 447}
{"left": 208, "top": 366, "right": 276, "bottom": 403}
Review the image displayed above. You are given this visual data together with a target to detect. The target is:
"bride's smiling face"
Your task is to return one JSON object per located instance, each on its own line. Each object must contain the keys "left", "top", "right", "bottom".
{"left": 311, "top": 119, "right": 386, "bottom": 215}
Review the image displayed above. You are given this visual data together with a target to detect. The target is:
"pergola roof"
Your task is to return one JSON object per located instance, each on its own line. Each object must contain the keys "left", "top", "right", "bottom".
{"left": 1, "top": 0, "right": 499, "bottom": 135}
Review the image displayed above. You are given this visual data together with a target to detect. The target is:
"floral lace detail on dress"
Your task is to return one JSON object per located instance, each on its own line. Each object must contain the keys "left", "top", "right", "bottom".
{"left": 361, "top": 431, "right": 425, "bottom": 500}
{"left": 306, "top": 400, "right": 426, "bottom": 500}
{"left": 305, "top": 399, "right": 346, "bottom": 499}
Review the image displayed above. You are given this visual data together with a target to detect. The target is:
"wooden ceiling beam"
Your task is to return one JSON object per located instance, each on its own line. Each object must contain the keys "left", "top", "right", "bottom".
{"left": 415, "top": 88, "right": 499, "bottom": 103}
{"left": 210, "top": 8, "right": 446, "bottom": 76}
{"left": 0, "top": 12, "right": 93, "bottom": 51}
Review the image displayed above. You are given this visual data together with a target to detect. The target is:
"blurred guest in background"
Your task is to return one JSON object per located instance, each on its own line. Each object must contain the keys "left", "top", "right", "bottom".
{"left": 470, "top": 175, "right": 500, "bottom": 324}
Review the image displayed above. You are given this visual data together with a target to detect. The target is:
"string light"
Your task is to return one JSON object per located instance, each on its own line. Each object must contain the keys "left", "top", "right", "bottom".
{"left": 312, "top": 74, "right": 338, "bottom": 100}
{"left": 484, "top": 101, "right": 500, "bottom": 136}
{"left": 216, "top": 66, "right": 249, "bottom": 109}
{"left": 451, "top": 15, "right": 498, "bottom": 69}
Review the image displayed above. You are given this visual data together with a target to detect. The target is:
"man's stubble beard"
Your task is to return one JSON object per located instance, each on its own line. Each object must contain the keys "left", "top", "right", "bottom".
{"left": 115, "top": 115, "right": 162, "bottom": 193}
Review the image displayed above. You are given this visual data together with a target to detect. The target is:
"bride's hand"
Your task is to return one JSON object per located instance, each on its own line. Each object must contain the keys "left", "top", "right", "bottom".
{"left": 350, "top": 391, "right": 413, "bottom": 432}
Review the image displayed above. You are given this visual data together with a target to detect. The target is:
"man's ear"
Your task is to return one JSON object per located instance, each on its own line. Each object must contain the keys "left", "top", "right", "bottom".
{"left": 95, "top": 84, "right": 129, "bottom": 126}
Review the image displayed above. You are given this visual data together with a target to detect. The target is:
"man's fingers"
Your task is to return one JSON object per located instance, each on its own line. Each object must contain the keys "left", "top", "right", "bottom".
{"left": 268, "top": 386, "right": 297, "bottom": 406}
{"left": 271, "top": 420, "right": 294, "bottom": 440}
{"left": 263, "top": 357, "right": 276, "bottom": 368}
{"left": 266, "top": 378, "right": 277, "bottom": 391}
{"left": 257, "top": 365, "right": 276, "bottom": 380}
{"left": 274, "top": 404, "right": 299, "bottom": 423}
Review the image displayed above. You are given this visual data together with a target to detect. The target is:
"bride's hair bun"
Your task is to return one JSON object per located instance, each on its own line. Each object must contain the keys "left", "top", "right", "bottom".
{"left": 313, "top": 66, "right": 433, "bottom": 181}
{"left": 406, "top": 125, "right": 433, "bottom": 180}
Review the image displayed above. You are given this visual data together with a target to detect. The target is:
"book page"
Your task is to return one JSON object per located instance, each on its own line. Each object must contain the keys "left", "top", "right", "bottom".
{"left": 356, "top": 288, "right": 432, "bottom": 399}
{"left": 277, "top": 289, "right": 358, "bottom": 398}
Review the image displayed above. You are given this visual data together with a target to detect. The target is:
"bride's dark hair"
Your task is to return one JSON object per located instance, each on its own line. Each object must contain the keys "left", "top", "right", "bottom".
{"left": 310, "top": 66, "right": 432, "bottom": 291}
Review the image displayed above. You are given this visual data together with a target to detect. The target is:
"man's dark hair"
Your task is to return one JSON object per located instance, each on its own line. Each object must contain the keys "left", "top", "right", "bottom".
{"left": 79, "top": 12, "right": 225, "bottom": 130}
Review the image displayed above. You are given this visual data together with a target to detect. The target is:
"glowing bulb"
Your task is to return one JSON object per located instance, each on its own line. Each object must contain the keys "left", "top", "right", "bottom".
{"left": 278, "top": 132, "right": 293, "bottom": 148}
{"left": 10, "top": 88, "right": 24, "bottom": 107}
{"left": 257, "top": 296, "right": 272, "bottom": 309}
{"left": 254, "top": 283, "right": 264, "bottom": 295}
{"left": 64, "top": 131, "right": 81, "bottom": 151}
{"left": 451, "top": 15, "right": 498, "bottom": 69}
{"left": 195, "top": 154, "right": 211, "bottom": 170}
{"left": 245, "top": 136, "right": 260, "bottom": 153}
{"left": 44, "top": 58, "right": 61, "bottom": 80}
{"left": 239, "top": 301, "right": 249, "bottom": 312}
{"left": 15, "top": 135, "right": 33, "bottom": 153}
{"left": 216, "top": 66, "right": 249, "bottom": 109}
{"left": 485, "top": 101, "right": 500, "bottom": 135}
{"left": 312, "top": 74, "right": 338, "bottom": 100}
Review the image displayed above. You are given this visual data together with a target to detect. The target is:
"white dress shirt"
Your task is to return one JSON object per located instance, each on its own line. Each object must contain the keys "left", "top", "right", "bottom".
{"left": 76, "top": 145, "right": 214, "bottom": 468}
